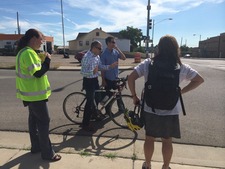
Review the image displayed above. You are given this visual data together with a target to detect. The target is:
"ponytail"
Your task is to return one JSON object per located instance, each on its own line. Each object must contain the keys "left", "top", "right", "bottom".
{"left": 16, "top": 29, "right": 40, "bottom": 53}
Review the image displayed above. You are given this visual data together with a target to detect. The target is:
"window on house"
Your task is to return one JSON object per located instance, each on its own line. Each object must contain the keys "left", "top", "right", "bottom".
{"left": 79, "top": 41, "right": 83, "bottom": 46}
{"left": 86, "top": 41, "right": 89, "bottom": 46}
{"left": 96, "top": 32, "right": 100, "bottom": 36}
{"left": 6, "top": 42, "right": 11, "bottom": 44}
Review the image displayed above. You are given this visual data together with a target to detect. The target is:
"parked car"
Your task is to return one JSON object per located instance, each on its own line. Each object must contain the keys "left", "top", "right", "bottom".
{"left": 184, "top": 54, "right": 191, "bottom": 58}
{"left": 74, "top": 50, "right": 87, "bottom": 63}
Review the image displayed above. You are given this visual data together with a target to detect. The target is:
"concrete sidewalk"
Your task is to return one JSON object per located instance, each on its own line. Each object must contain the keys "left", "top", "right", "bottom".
{"left": 0, "top": 131, "right": 224, "bottom": 169}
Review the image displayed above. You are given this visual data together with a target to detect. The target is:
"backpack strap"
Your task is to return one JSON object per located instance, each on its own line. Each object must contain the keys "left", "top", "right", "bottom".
{"left": 140, "top": 92, "right": 145, "bottom": 125}
{"left": 147, "top": 61, "right": 156, "bottom": 112}
{"left": 179, "top": 87, "right": 186, "bottom": 116}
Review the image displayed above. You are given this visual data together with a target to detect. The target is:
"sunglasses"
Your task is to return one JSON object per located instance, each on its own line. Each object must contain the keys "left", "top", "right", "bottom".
{"left": 111, "top": 41, "right": 115, "bottom": 44}
{"left": 95, "top": 46, "right": 102, "bottom": 51}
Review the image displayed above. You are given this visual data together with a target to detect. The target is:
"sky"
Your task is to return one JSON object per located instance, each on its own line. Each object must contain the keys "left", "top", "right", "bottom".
{"left": 0, "top": 0, "right": 225, "bottom": 48}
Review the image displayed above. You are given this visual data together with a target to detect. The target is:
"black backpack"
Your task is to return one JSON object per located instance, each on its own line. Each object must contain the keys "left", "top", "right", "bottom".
{"left": 144, "top": 59, "right": 186, "bottom": 115}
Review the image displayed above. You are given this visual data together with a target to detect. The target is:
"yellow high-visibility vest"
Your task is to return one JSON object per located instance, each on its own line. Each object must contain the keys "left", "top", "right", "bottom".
{"left": 16, "top": 47, "right": 51, "bottom": 101}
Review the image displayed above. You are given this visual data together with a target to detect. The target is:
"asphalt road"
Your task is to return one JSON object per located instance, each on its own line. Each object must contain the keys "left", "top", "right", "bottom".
{"left": 0, "top": 58, "right": 225, "bottom": 148}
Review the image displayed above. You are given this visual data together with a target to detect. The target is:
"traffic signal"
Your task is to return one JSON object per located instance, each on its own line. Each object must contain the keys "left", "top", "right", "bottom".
{"left": 148, "top": 19, "right": 152, "bottom": 29}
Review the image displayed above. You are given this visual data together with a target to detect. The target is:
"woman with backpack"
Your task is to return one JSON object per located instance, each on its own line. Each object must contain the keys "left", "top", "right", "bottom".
{"left": 128, "top": 35, "right": 204, "bottom": 169}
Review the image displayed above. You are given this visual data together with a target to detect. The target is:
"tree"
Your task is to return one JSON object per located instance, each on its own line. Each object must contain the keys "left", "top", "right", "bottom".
{"left": 180, "top": 45, "right": 189, "bottom": 56}
{"left": 180, "top": 45, "right": 189, "bottom": 52}
{"left": 119, "top": 26, "right": 143, "bottom": 52}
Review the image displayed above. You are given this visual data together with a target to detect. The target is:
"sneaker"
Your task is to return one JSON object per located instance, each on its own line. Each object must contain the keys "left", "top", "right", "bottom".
{"left": 92, "top": 112, "right": 106, "bottom": 121}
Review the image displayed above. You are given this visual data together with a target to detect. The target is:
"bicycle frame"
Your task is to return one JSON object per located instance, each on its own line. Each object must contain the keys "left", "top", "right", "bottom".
{"left": 86, "top": 76, "right": 128, "bottom": 113}
{"left": 95, "top": 89, "right": 121, "bottom": 112}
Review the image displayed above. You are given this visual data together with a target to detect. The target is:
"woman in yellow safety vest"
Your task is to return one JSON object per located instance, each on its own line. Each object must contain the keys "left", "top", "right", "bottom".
{"left": 16, "top": 29, "right": 61, "bottom": 161}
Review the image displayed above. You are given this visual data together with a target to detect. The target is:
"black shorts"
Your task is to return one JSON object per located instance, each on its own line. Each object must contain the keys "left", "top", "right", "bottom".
{"left": 143, "top": 111, "right": 181, "bottom": 139}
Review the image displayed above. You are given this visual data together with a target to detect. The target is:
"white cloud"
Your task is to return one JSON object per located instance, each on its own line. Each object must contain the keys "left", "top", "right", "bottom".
{"left": 34, "top": 10, "right": 61, "bottom": 16}
{"left": 64, "top": 0, "right": 224, "bottom": 33}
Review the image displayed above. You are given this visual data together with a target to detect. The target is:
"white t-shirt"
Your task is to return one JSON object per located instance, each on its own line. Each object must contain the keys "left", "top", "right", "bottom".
{"left": 134, "top": 58, "right": 198, "bottom": 115}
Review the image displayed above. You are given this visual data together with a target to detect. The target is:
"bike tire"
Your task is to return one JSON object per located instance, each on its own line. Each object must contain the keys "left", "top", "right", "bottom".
{"left": 63, "top": 92, "right": 86, "bottom": 124}
{"left": 109, "top": 94, "right": 134, "bottom": 128}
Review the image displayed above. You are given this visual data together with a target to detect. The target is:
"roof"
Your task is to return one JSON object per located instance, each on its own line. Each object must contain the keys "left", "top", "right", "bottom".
{"left": 107, "top": 32, "right": 123, "bottom": 39}
{"left": 0, "top": 34, "right": 23, "bottom": 40}
{"left": 70, "top": 28, "right": 123, "bottom": 41}
{"left": 0, "top": 34, "right": 53, "bottom": 42}
{"left": 76, "top": 33, "right": 87, "bottom": 40}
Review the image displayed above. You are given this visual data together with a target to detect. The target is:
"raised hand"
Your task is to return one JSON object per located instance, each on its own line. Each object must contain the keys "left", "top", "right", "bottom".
{"left": 109, "top": 61, "right": 118, "bottom": 68}
{"left": 93, "top": 65, "right": 98, "bottom": 74}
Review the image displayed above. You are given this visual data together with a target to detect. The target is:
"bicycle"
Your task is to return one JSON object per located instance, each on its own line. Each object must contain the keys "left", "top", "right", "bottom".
{"left": 62, "top": 76, "right": 135, "bottom": 129}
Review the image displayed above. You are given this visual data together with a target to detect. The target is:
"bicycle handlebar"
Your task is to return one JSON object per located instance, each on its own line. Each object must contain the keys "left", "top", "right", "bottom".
{"left": 115, "top": 76, "right": 128, "bottom": 90}
{"left": 81, "top": 76, "right": 128, "bottom": 92}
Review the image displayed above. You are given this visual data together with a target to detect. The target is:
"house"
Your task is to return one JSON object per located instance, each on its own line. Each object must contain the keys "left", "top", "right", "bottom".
{"left": 0, "top": 34, "right": 54, "bottom": 55}
{"left": 56, "top": 46, "right": 69, "bottom": 54}
{"left": 68, "top": 28, "right": 130, "bottom": 54}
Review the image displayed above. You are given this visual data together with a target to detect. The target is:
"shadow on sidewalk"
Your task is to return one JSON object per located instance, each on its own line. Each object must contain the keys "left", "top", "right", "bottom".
{"left": 52, "top": 79, "right": 83, "bottom": 92}
{"left": 1, "top": 152, "right": 50, "bottom": 169}
{"left": 49, "top": 122, "right": 138, "bottom": 156}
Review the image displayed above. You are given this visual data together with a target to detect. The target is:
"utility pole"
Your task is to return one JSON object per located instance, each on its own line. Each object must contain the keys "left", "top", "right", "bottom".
{"left": 17, "top": 12, "right": 21, "bottom": 34}
{"left": 146, "top": 0, "right": 151, "bottom": 58}
{"left": 61, "top": 0, "right": 66, "bottom": 57}
{"left": 180, "top": 37, "right": 183, "bottom": 47}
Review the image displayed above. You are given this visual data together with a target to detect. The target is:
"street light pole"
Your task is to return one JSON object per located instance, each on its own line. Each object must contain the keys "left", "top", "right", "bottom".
{"left": 193, "top": 34, "right": 201, "bottom": 46}
{"left": 151, "top": 18, "right": 173, "bottom": 48}
{"left": 193, "top": 34, "right": 202, "bottom": 57}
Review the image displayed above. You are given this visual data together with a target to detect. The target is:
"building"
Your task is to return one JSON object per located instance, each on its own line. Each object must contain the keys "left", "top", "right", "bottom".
{"left": 199, "top": 32, "right": 225, "bottom": 58}
{"left": 56, "top": 46, "right": 69, "bottom": 54}
{"left": 68, "top": 28, "right": 130, "bottom": 54}
{"left": 0, "top": 34, "right": 54, "bottom": 55}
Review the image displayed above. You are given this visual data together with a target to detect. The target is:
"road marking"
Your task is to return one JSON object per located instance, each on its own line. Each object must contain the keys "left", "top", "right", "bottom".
{"left": 0, "top": 76, "right": 15, "bottom": 79}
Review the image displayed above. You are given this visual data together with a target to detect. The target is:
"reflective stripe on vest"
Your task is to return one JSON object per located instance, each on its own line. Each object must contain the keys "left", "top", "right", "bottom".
{"left": 16, "top": 87, "right": 51, "bottom": 96}
{"left": 27, "top": 63, "right": 41, "bottom": 72}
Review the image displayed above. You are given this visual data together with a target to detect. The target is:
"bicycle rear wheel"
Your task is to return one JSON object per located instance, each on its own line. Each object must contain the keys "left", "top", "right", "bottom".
{"left": 63, "top": 92, "right": 86, "bottom": 124}
{"left": 109, "top": 94, "right": 134, "bottom": 128}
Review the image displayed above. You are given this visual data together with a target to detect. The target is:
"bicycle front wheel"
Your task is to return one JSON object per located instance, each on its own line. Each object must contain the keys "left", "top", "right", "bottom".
{"left": 63, "top": 92, "right": 86, "bottom": 124}
{"left": 110, "top": 94, "right": 134, "bottom": 128}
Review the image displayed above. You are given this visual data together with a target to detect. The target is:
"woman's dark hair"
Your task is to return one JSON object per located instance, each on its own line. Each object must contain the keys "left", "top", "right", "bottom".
{"left": 154, "top": 35, "right": 182, "bottom": 65}
{"left": 16, "top": 29, "right": 40, "bottom": 53}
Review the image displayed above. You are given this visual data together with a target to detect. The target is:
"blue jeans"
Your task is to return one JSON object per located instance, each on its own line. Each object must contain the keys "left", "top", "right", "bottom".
{"left": 28, "top": 101, "right": 55, "bottom": 159}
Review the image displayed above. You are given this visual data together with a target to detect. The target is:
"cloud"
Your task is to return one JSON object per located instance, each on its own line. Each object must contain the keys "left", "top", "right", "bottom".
{"left": 34, "top": 10, "right": 61, "bottom": 16}
{"left": 64, "top": 0, "right": 224, "bottom": 33}
{"left": 0, "top": 7, "right": 16, "bottom": 13}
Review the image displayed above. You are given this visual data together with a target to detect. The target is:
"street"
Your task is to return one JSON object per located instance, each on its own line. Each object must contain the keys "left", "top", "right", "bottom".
{"left": 0, "top": 58, "right": 224, "bottom": 148}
